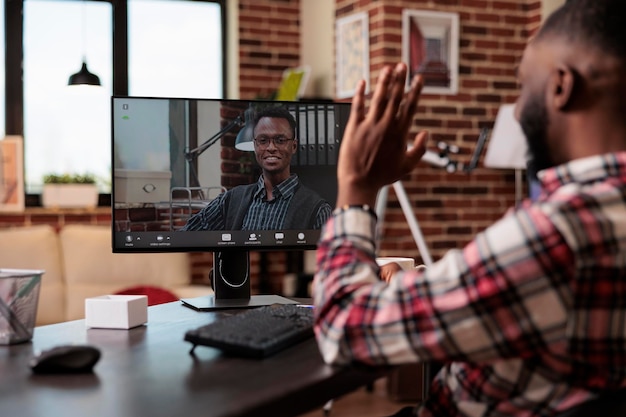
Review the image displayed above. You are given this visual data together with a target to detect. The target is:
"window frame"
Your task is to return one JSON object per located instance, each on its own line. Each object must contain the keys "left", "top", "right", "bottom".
{"left": 4, "top": 0, "right": 227, "bottom": 206}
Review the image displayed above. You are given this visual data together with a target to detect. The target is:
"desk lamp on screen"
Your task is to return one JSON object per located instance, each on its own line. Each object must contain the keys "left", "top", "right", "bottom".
{"left": 111, "top": 97, "right": 350, "bottom": 310}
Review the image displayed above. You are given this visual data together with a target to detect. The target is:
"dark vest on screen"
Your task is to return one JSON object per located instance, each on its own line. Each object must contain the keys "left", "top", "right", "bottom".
{"left": 222, "top": 183, "right": 326, "bottom": 230}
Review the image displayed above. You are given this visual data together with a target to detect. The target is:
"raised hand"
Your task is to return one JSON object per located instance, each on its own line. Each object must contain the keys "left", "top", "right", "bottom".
{"left": 336, "top": 63, "right": 429, "bottom": 208}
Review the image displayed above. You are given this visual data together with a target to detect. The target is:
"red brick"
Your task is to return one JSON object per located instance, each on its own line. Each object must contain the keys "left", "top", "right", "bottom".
{"left": 474, "top": 13, "right": 501, "bottom": 24}
{"left": 461, "top": 0, "right": 489, "bottom": 8}
{"left": 505, "top": 15, "right": 529, "bottom": 25}
{"left": 493, "top": 1, "right": 523, "bottom": 10}
{"left": 491, "top": 27, "right": 516, "bottom": 36}
{"left": 461, "top": 79, "right": 489, "bottom": 89}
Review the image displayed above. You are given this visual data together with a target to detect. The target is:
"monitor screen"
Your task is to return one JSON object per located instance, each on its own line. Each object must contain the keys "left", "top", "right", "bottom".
{"left": 111, "top": 96, "right": 350, "bottom": 307}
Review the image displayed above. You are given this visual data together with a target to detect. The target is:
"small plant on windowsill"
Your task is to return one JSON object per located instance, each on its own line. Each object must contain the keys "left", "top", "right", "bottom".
{"left": 43, "top": 173, "right": 97, "bottom": 185}
{"left": 42, "top": 173, "right": 99, "bottom": 209}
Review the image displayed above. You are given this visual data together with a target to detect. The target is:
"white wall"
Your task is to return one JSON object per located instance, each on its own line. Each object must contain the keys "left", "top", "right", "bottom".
{"left": 226, "top": 0, "right": 239, "bottom": 99}
{"left": 542, "top": 0, "right": 566, "bottom": 21}
{"left": 300, "top": 0, "right": 334, "bottom": 98}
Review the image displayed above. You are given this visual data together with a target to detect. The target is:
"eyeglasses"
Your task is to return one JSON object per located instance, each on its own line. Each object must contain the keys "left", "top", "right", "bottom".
{"left": 253, "top": 135, "right": 294, "bottom": 148}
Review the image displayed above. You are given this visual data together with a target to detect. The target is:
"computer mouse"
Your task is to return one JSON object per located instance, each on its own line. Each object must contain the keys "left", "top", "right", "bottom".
{"left": 29, "top": 344, "right": 101, "bottom": 374}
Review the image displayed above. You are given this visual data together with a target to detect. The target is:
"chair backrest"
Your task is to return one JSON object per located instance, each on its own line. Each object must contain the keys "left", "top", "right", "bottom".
{"left": 557, "top": 389, "right": 626, "bottom": 417}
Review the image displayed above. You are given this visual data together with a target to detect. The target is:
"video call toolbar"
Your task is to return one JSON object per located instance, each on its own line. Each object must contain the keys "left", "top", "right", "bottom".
{"left": 115, "top": 230, "right": 319, "bottom": 252}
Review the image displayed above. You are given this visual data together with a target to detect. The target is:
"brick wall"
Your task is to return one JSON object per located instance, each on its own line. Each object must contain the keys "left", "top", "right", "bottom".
{"left": 238, "top": 0, "right": 302, "bottom": 100}
{"left": 333, "top": 0, "right": 540, "bottom": 264}
{"left": 0, "top": 208, "right": 112, "bottom": 231}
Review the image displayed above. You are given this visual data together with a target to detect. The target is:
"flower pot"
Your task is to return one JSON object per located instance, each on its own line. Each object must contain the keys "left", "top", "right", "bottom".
{"left": 42, "top": 184, "right": 99, "bottom": 208}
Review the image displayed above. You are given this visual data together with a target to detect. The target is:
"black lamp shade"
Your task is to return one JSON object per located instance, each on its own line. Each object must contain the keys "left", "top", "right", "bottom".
{"left": 68, "top": 62, "right": 101, "bottom": 86}
{"left": 234, "top": 108, "right": 255, "bottom": 151}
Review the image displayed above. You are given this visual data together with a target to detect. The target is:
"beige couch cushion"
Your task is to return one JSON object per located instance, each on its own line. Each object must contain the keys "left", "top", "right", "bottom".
{"left": 59, "top": 224, "right": 211, "bottom": 321}
{"left": 0, "top": 225, "right": 66, "bottom": 325}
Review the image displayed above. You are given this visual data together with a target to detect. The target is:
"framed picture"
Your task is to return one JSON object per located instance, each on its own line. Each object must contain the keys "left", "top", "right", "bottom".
{"left": 336, "top": 12, "right": 370, "bottom": 99}
{"left": 402, "top": 9, "right": 460, "bottom": 95}
{"left": 0, "top": 136, "right": 25, "bottom": 212}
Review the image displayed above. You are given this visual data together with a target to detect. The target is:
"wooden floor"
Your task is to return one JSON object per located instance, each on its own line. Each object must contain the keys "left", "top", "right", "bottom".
{"left": 298, "top": 378, "right": 418, "bottom": 417}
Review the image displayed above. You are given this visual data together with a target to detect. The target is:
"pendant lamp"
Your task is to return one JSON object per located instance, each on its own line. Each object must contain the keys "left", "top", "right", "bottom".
{"left": 68, "top": 61, "right": 101, "bottom": 86}
{"left": 68, "top": 1, "right": 101, "bottom": 87}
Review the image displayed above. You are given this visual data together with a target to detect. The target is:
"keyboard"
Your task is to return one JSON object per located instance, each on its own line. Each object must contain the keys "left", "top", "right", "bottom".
{"left": 184, "top": 304, "right": 315, "bottom": 358}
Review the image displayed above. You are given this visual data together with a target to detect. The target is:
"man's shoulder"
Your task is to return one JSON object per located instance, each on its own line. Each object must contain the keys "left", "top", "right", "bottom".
{"left": 293, "top": 183, "right": 332, "bottom": 213}
{"left": 294, "top": 182, "right": 325, "bottom": 201}
{"left": 224, "top": 183, "right": 257, "bottom": 196}
{"left": 219, "top": 183, "right": 258, "bottom": 208}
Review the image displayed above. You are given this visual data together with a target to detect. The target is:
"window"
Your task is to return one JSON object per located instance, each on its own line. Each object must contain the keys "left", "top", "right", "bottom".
{"left": 7, "top": 0, "right": 225, "bottom": 198}
{"left": 128, "top": 0, "right": 223, "bottom": 98}
{"left": 24, "top": 0, "right": 112, "bottom": 193}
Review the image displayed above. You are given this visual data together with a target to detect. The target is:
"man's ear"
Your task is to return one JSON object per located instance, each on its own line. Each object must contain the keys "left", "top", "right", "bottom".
{"left": 291, "top": 139, "right": 298, "bottom": 154}
{"left": 549, "top": 66, "right": 575, "bottom": 110}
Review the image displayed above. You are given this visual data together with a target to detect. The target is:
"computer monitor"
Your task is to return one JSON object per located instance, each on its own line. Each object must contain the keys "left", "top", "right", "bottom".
{"left": 111, "top": 96, "right": 350, "bottom": 309}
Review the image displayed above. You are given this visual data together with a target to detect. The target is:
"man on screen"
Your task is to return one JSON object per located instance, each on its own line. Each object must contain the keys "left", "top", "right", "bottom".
{"left": 181, "top": 106, "right": 331, "bottom": 231}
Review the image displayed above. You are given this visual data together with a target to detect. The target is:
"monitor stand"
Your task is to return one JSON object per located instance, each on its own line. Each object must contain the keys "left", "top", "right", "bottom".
{"left": 180, "top": 251, "right": 299, "bottom": 311}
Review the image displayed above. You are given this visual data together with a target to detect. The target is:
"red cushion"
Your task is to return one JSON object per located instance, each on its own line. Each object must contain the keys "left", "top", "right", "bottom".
{"left": 115, "top": 285, "right": 179, "bottom": 306}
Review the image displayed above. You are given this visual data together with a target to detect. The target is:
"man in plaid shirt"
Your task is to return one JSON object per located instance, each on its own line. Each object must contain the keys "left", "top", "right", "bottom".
{"left": 313, "top": 1, "right": 626, "bottom": 416}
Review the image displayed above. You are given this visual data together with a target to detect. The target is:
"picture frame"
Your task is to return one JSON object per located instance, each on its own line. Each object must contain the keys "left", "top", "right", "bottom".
{"left": 335, "top": 11, "right": 370, "bottom": 99}
{"left": 402, "top": 9, "right": 460, "bottom": 95}
{"left": 0, "top": 136, "right": 25, "bottom": 212}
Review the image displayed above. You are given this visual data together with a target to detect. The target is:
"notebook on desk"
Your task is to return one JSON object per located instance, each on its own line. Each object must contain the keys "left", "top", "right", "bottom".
{"left": 180, "top": 294, "right": 300, "bottom": 311}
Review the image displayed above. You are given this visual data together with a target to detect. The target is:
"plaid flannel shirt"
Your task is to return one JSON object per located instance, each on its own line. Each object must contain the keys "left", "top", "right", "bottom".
{"left": 313, "top": 152, "right": 626, "bottom": 416}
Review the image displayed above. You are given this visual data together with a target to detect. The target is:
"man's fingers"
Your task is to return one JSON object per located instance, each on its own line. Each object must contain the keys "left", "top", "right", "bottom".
{"left": 397, "top": 74, "right": 424, "bottom": 134}
{"left": 403, "top": 131, "right": 430, "bottom": 172}
{"left": 382, "top": 63, "right": 408, "bottom": 127}
{"left": 408, "top": 74, "right": 424, "bottom": 102}
{"left": 368, "top": 66, "right": 393, "bottom": 121}
{"left": 405, "top": 74, "right": 424, "bottom": 120}
{"left": 409, "top": 130, "right": 429, "bottom": 159}
{"left": 350, "top": 79, "right": 366, "bottom": 123}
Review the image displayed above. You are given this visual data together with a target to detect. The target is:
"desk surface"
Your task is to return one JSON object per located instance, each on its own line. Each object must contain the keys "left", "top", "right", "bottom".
{"left": 0, "top": 300, "right": 382, "bottom": 417}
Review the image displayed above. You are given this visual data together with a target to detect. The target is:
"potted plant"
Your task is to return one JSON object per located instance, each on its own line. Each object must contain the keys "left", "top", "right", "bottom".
{"left": 41, "top": 173, "right": 99, "bottom": 209}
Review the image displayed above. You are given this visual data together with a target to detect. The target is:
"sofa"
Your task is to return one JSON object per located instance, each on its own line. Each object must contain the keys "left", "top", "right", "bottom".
{"left": 0, "top": 224, "right": 212, "bottom": 325}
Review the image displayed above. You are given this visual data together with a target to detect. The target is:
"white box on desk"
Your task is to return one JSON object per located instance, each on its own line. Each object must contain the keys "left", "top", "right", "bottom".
{"left": 85, "top": 295, "right": 148, "bottom": 329}
{"left": 114, "top": 169, "right": 171, "bottom": 203}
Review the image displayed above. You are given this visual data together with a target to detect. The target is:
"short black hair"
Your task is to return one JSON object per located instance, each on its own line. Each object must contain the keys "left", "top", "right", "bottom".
{"left": 537, "top": 0, "right": 626, "bottom": 63}
{"left": 253, "top": 105, "right": 297, "bottom": 140}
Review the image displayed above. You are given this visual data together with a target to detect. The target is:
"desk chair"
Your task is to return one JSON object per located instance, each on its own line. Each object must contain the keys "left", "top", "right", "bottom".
{"left": 383, "top": 362, "right": 440, "bottom": 417}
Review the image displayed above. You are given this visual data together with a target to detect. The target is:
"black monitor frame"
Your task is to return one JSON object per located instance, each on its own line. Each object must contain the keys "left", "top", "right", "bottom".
{"left": 111, "top": 96, "right": 350, "bottom": 308}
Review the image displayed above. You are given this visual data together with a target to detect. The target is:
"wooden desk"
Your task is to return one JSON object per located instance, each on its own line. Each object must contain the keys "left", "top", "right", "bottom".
{"left": 0, "top": 301, "right": 383, "bottom": 417}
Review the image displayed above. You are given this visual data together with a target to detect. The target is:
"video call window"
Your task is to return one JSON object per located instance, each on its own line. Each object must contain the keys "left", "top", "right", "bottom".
{"left": 112, "top": 97, "right": 350, "bottom": 252}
